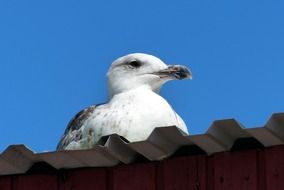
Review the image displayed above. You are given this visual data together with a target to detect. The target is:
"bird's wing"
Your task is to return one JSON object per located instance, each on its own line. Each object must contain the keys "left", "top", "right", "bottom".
{"left": 56, "top": 105, "right": 97, "bottom": 150}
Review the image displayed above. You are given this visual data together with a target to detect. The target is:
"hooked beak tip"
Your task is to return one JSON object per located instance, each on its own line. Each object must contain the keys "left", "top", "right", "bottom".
{"left": 167, "top": 65, "right": 192, "bottom": 80}
{"left": 152, "top": 65, "right": 192, "bottom": 80}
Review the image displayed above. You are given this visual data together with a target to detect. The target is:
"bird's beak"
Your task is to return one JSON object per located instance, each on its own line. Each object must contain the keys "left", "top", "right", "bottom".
{"left": 152, "top": 65, "right": 192, "bottom": 80}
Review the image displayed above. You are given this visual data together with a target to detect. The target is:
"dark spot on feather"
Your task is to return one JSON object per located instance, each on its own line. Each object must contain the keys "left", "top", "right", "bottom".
{"left": 88, "top": 129, "right": 94, "bottom": 136}
{"left": 75, "top": 131, "right": 82, "bottom": 141}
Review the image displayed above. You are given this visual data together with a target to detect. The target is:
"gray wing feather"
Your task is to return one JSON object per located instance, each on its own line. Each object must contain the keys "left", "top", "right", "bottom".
{"left": 56, "top": 105, "right": 97, "bottom": 150}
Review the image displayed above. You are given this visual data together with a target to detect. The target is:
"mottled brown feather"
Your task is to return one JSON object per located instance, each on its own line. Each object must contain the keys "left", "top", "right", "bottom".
{"left": 56, "top": 105, "right": 97, "bottom": 150}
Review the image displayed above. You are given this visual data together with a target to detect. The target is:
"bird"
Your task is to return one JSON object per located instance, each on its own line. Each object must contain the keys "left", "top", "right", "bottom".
{"left": 57, "top": 53, "right": 192, "bottom": 150}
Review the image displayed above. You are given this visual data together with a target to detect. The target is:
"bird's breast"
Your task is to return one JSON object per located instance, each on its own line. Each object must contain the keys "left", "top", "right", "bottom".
{"left": 86, "top": 89, "right": 185, "bottom": 142}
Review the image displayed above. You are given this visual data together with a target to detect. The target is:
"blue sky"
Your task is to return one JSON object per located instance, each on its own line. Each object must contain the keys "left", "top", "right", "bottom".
{"left": 0, "top": 1, "right": 283, "bottom": 152}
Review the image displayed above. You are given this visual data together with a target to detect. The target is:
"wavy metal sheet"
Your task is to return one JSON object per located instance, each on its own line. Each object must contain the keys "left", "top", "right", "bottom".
{"left": 0, "top": 113, "right": 283, "bottom": 176}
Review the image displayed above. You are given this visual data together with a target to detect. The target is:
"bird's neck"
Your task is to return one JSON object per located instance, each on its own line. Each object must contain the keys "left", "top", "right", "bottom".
{"left": 108, "top": 85, "right": 160, "bottom": 101}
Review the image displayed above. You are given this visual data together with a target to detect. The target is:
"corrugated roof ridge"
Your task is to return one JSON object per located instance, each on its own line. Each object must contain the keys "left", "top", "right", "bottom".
{"left": 0, "top": 112, "right": 283, "bottom": 176}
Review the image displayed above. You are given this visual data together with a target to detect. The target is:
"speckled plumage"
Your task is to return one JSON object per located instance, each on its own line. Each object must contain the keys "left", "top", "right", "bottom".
{"left": 57, "top": 53, "right": 192, "bottom": 150}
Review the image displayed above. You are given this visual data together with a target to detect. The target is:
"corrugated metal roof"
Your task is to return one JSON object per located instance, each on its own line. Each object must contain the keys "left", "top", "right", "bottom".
{"left": 0, "top": 112, "right": 283, "bottom": 176}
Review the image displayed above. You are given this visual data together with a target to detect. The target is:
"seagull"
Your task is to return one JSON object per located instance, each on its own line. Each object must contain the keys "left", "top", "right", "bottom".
{"left": 57, "top": 53, "right": 192, "bottom": 150}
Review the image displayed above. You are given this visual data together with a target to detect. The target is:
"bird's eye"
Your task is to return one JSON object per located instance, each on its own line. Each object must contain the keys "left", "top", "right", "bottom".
{"left": 128, "top": 60, "right": 142, "bottom": 69}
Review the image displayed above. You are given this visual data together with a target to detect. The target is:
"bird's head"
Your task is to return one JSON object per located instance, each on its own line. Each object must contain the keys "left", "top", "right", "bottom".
{"left": 107, "top": 53, "right": 192, "bottom": 98}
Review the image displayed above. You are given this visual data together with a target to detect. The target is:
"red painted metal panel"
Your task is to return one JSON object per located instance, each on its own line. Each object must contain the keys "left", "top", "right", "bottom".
{"left": 210, "top": 152, "right": 230, "bottom": 190}
{"left": 157, "top": 155, "right": 207, "bottom": 190}
{"left": 230, "top": 150, "right": 260, "bottom": 190}
{"left": 14, "top": 174, "right": 57, "bottom": 190}
{"left": 211, "top": 150, "right": 259, "bottom": 190}
{"left": 60, "top": 168, "right": 107, "bottom": 190}
{"left": 1, "top": 146, "right": 284, "bottom": 190}
{"left": 0, "top": 176, "right": 12, "bottom": 190}
{"left": 264, "top": 146, "right": 284, "bottom": 190}
{"left": 206, "top": 154, "right": 215, "bottom": 190}
{"left": 257, "top": 149, "right": 266, "bottom": 190}
{"left": 112, "top": 163, "right": 156, "bottom": 190}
